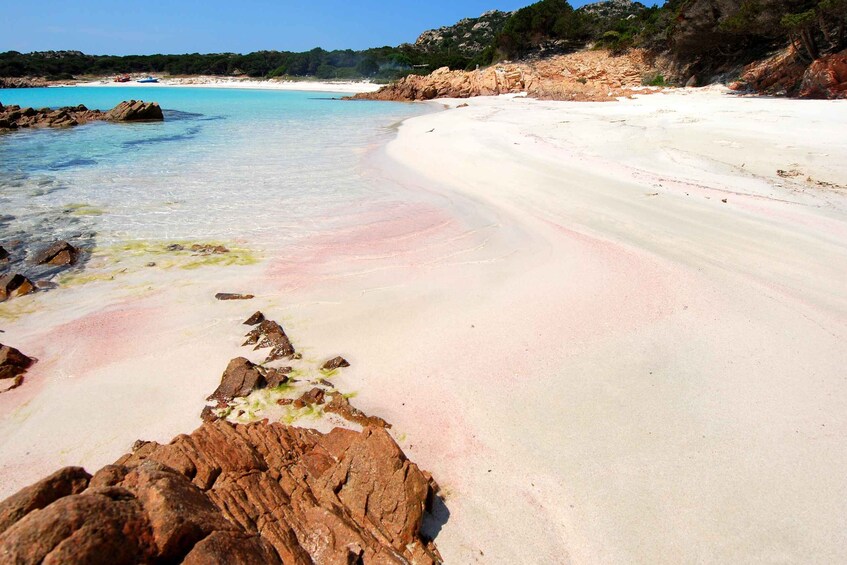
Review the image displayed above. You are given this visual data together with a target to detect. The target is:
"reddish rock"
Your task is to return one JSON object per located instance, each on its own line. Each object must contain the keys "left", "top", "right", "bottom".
{"left": 800, "top": 49, "right": 847, "bottom": 99}
{"left": 296, "top": 387, "right": 326, "bottom": 407}
{"left": 207, "top": 357, "right": 266, "bottom": 402}
{"left": 0, "top": 273, "right": 35, "bottom": 302}
{"left": 0, "top": 421, "right": 441, "bottom": 563}
{"left": 243, "top": 311, "right": 265, "bottom": 326}
{"left": 325, "top": 394, "right": 391, "bottom": 429}
{"left": 105, "top": 100, "right": 164, "bottom": 122}
{"left": 322, "top": 356, "right": 350, "bottom": 371}
{"left": 0, "top": 467, "right": 91, "bottom": 535}
{"left": 247, "top": 319, "right": 296, "bottom": 361}
{"left": 190, "top": 244, "right": 229, "bottom": 255}
{"left": 214, "top": 293, "right": 254, "bottom": 301}
{"left": 31, "top": 240, "right": 79, "bottom": 266}
{"left": 265, "top": 366, "right": 292, "bottom": 388}
{"left": 0, "top": 344, "right": 34, "bottom": 381}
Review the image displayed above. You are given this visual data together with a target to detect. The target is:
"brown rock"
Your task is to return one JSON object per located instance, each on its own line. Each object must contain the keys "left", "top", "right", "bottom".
{"left": 265, "top": 366, "right": 292, "bottom": 388}
{"left": 322, "top": 356, "right": 350, "bottom": 371}
{"left": 105, "top": 100, "right": 164, "bottom": 122}
{"left": 0, "top": 273, "right": 35, "bottom": 302}
{"left": 0, "top": 421, "right": 441, "bottom": 564}
{"left": 247, "top": 319, "right": 296, "bottom": 361}
{"left": 800, "top": 49, "right": 847, "bottom": 99}
{"left": 0, "top": 467, "right": 91, "bottom": 535}
{"left": 31, "top": 240, "right": 79, "bottom": 266}
{"left": 215, "top": 293, "right": 255, "bottom": 301}
{"left": 0, "top": 344, "right": 34, "bottom": 381}
{"left": 190, "top": 244, "right": 229, "bottom": 255}
{"left": 243, "top": 311, "right": 265, "bottom": 326}
{"left": 200, "top": 405, "right": 220, "bottom": 423}
{"left": 207, "top": 357, "right": 266, "bottom": 402}
{"left": 296, "top": 387, "right": 326, "bottom": 407}
{"left": 325, "top": 394, "right": 391, "bottom": 429}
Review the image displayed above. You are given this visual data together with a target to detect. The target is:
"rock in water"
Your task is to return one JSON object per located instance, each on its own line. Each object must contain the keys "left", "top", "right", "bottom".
{"left": 0, "top": 245, "right": 9, "bottom": 262}
{"left": 322, "top": 356, "right": 350, "bottom": 370}
{"left": 0, "top": 273, "right": 35, "bottom": 302}
{"left": 105, "top": 100, "right": 164, "bottom": 121}
{"left": 0, "top": 344, "right": 34, "bottom": 381}
{"left": 207, "top": 357, "right": 266, "bottom": 402}
{"left": 31, "top": 240, "right": 79, "bottom": 266}
{"left": 0, "top": 421, "right": 442, "bottom": 564}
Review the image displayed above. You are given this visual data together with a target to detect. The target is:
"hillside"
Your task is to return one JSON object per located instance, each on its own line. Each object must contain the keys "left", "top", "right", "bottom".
{"left": 413, "top": 10, "right": 512, "bottom": 57}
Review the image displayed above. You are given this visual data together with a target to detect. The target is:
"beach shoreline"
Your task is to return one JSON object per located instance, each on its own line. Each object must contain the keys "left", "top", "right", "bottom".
{"left": 56, "top": 76, "right": 384, "bottom": 93}
{"left": 1, "top": 88, "right": 846, "bottom": 563}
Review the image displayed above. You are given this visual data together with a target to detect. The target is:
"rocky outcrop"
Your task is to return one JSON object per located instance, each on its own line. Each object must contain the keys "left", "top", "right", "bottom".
{"left": 207, "top": 357, "right": 267, "bottom": 402}
{"left": 245, "top": 319, "right": 296, "bottom": 362}
{"left": 0, "top": 344, "right": 34, "bottom": 381}
{"left": 0, "top": 77, "right": 49, "bottom": 89}
{"left": 0, "top": 100, "right": 164, "bottom": 131}
{"left": 414, "top": 10, "right": 511, "bottom": 56}
{"left": 0, "top": 421, "right": 442, "bottom": 564}
{"left": 0, "top": 273, "right": 35, "bottom": 302}
{"left": 243, "top": 311, "right": 265, "bottom": 325}
{"left": 355, "top": 49, "right": 658, "bottom": 102}
{"left": 0, "top": 343, "right": 34, "bottom": 393}
{"left": 800, "top": 49, "right": 847, "bottom": 99}
{"left": 104, "top": 100, "right": 164, "bottom": 122}
{"left": 30, "top": 240, "right": 79, "bottom": 266}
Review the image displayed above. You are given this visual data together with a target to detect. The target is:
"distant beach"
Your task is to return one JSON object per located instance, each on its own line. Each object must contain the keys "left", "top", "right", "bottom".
{"left": 65, "top": 76, "right": 383, "bottom": 93}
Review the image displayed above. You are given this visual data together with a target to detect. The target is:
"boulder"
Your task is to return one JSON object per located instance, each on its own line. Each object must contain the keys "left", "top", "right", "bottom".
{"left": 207, "top": 357, "right": 266, "bottom": 402}
{"left": 0, "top": 421, "right": 442, "bottom": 564}
{"left": 0, "top": 273, "right": 35, "bottom": 302}
{"left": 322, "top": 356, "right": 350, "bottom": 371}
{"left": 0, "top": 344, "right": 34, "bottom": 381}
{"left": 800, "top": 49, "right": 847, "bottom": 99}
{"left": 265, "top": 366, "right": 292, "bottom": 388}
{"left": 31, "top": 240, "right": 79, "bottom": 266}
{"left": 105, "top": 100, "right": 164, "bottom": 122}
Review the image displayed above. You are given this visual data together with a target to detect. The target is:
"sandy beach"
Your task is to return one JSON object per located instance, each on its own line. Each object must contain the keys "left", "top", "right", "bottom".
{"left": 68, "top": 76, "right": 383, "bottom": 93}
{"left": 1, "top": 87, "right": 846, "bottom": 563}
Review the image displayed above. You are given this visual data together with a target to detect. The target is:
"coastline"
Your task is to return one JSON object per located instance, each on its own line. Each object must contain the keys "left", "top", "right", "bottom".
{"left": 59, "top": 76, "right": 384, "bottom": 93}
{"left": 1, "top": 87, "right": 846, "bottom": 562}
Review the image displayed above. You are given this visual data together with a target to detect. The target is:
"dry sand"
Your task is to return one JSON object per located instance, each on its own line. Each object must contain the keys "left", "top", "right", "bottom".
{"left": 1, "top": 87, "right": 846, "bottom": 563}
{"left": 69, "top": 76, "right": 382, "bottom": 93}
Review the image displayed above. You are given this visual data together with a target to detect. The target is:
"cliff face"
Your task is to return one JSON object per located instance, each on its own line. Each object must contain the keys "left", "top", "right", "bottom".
{"left": 355, "top": 49, "right": 658, "bottom": 102}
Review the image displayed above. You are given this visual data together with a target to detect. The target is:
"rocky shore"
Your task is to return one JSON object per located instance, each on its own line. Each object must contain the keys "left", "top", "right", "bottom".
{"left": 0, "top": 100, "right": 163, "bottom": 131}
{"left": 0, "top": 421, "right": 441, "bottom": 564}
{"left": 0, "top": 308, "right": 444, "bottom": 563}
{"left": 354, "top": 49, "right": 657, "bottom": 102}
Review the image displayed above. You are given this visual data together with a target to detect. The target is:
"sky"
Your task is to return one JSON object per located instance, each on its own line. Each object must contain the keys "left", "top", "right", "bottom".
{"left": 1, "top": 0, "right": 659, "bottom": 56}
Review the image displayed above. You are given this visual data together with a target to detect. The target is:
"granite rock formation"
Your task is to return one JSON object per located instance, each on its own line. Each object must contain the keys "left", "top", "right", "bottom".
{"left": 354, "top": 49, "right": 657, "bottom": 102}
{"left": 0, "top": 100, "right": 163, "bottom": 131}
{"left": 0, "top": 421, "right": 442, "bottom": 564}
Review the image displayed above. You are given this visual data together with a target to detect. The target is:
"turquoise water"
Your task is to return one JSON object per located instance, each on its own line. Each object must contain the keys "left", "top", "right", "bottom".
{"left": 0, "top": 87, "right": 425, "bottom": 249}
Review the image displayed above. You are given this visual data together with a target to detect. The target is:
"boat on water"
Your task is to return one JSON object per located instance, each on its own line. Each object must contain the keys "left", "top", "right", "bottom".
{"left": 136, "top": 76, "right": 159, "bottom": 83}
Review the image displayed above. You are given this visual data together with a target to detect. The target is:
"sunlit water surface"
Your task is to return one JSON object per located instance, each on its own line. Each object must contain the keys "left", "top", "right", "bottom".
{"left": 0, "top": 87, "right": 426, "bottom": 251}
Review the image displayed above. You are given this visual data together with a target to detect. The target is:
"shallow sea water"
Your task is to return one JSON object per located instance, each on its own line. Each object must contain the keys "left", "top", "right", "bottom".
{"left": 0, "top": 87, "right": 426, "bottom": 250}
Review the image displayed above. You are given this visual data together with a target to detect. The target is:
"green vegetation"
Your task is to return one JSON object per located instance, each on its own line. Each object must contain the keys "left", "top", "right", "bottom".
{"left": 2, "top": 1, "right": 845, "bottom": 82}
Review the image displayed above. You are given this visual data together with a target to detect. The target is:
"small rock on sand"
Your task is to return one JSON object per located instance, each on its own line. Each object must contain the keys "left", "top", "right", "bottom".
{"left": 215, "top": 293, "right": 255, "bottom": 301}
{"left": 322, "top": 356, "right": 350, "bottom": 371}
{"left": 243, "top": 311, "right": 265, "bottom": 326}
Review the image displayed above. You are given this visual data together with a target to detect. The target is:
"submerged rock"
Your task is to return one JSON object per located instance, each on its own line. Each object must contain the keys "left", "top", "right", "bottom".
{"left": 0, "top": 421, "right": 442, "bottom": 564}
{"left": 30, "top": 240, "right": 79, "bottom": 266}
{"left": 0, "top": 245, "right": 9, "bottom": 262}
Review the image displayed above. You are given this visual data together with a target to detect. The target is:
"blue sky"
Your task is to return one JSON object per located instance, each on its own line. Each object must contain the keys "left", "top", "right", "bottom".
{"left": 2, "top": 0, "right": 660, "bottom": 56}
